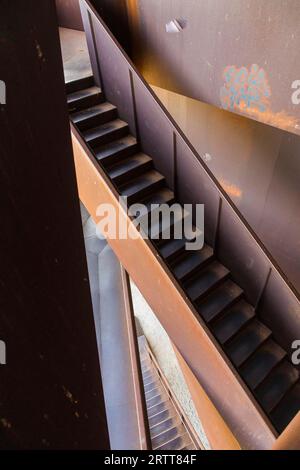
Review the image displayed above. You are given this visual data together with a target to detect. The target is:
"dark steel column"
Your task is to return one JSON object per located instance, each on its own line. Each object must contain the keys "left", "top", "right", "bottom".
{"left": 0, "top": 0, "right": 109, "bottom": 449}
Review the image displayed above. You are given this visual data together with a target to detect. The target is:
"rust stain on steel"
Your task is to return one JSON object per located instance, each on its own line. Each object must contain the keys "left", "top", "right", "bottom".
{"left": 219, "top": 178, "right": 242, "bottom": 199}
{"left": 71, "top": 127, "right": 276, "bottom": 450}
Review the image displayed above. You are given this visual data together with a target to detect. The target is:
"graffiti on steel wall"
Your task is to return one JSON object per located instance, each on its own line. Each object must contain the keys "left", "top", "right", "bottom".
{"left": 220, "top": 64, "right": 271, "bottom": 113}
{"left": 220, "top": 64, "right": 299, "bottom": 132}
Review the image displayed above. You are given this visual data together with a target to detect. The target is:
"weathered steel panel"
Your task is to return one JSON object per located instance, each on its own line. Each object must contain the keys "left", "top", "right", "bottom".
{"left": 0, "top": 0, "right": 109, "bottom": 449}
{"left": 128, "top": 0, "right": 300, "bottom": 134}
{"left": 152, "top": 86, "right": 300, "bottom": 295}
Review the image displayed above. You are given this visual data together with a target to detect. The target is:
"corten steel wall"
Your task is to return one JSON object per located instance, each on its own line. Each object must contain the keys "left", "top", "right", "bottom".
{"left": 78, "top": 0, "right": 300, "bottom": 447}
{"left": 152, "top": 86, "right": 300, "bottom": 296}
{"left": 127, "top": 0, "right": 300, "bottom": 135}
{"left": 56, "top": 0, "right": 131, "bottom": 52}
{"left": 0, "top": 0, "right": 109, "bottom": 449}
{"left": 56, "top": 0, "right": 84, "bottom": 30}
{"left": 126, "top": 0, "right": 300, "bottom": 296}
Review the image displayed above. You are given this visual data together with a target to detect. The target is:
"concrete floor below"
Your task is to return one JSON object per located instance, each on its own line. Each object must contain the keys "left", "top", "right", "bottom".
{"left": 59, "top": 27, "right": 92, "bottom": 83}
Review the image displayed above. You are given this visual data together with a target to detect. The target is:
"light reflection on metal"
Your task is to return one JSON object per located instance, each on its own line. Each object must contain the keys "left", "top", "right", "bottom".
{"left": 166, "top": 19, "right": 185, "bottom": 34}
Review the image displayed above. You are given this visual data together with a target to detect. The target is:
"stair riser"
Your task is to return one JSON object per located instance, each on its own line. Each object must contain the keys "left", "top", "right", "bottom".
{"left": 74, "top": 108, "right": 118, "bottom": 131}
{"left": 151, "top": 221, "right": 192, "bottom": 247}
{"left": 156, "top": 238, "right": 190, "bottom": 264}
{"left": 112, "top": 160, "right": 153, "bottom": 185}
{"left": 215, "top": 314, "right": 255, "bottom": 346}
{"left": 66, "top": 76, "right": 94, "bottom": 94}
{"left": 228, "top": 335, "right": 272, "bottom": 369}
{"left": 200, "top": 294, "right": 244, "bottom": 324}
{"left": 148, "top": 410, "right": 173, "bottom": 428}
{"left": 243, "top": 357, "right": 286, "bottom": 391}
{"left": 126, "top": 179, "right": 165, "bottom": 206}
{"left": 68, "top": 93, "right": 104, "bottom": 112}
{"left": 174, "top": 255, "right": 215, "bottom": 284}
{"left": 98, "top": 143, "right": 140, "bottom": 167}
{"left": 189, "top": 272, "right": 231, "bottom": 304}
{"left": 168, "top": 249, "right": 187, "bottom": 266}
{"left": 87, "top": 126, "right": 129, "bottom": 148}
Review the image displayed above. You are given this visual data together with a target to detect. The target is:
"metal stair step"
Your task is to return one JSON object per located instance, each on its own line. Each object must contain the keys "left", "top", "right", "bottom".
{"left": 152, "top": 426, "right": 183, "bottom": 450}
{"left": 225, "top": 320, "right": 272, "bottom": 367}
{"left": 240, "top": 339, "right": 286, "bottom": 389}
{"left": 185, "top": 261, "right": 230, "bottom": 303}
{"left": 71, "top": 102, "right": 117, "bottom": 129}
{"left": 83, "top": 119, "right": 129, "bottom": 147}
{"left": 65, "top": 75, "right": 94, "bottom": 94}
{"left": 145, "top": 384, "right": 165, "bottom": 401}
{"left": 197, "top": 279, "right": 243, "bottom": 323}
{"left": 270, "top": 382, "right": 300, "bottom": 433}
{"left": 147, "top": 400, "right": 170, "bottom": 419}
{"left": 171, "top": 245, "right": 214, "bottom": 282}
{"left": 108, "top": 153, "right": 153, "bottom": 185}
{"left": 67, "top": 85, "right": 103, "bottom": 111}
{"left": 129, "top": 188, "right": 175, "bottom": 219}
{"left": 95, "top": 135, "right": 139, "bottom": 166}
{"left": 144, "top": 378, "right": 161, "bottom": 393}
{"left": 148, "top": 409, "right": 175, "bottom": 428}
{"left": 147, "top": 206, "right": 190, "bottom": 242}
{"left": 158, "top": 225, "right": 203, "bottom": 263}
{"left": 155, "top": 433, "right": 191, "bottom": 451}
{"left": 211, "top": 299, "right": 255, "bottom": 345}
{"left": 150, "top": 416, "right": 180, "bottom": 439}
{"left": 120, "top": 170, "right": 165, "bottom": 205}
{"left": 255, "top": 361, "right": 299, "bottom": 413}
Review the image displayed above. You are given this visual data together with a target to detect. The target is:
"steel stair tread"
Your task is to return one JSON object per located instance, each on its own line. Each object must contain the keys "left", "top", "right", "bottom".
{"left": 70, "top": 102, "right": 117, "bottom": 128}
{"left": 147, "top": 206, "right": 190, "bottom": 242}
{"left": 171, "top": 245, "right": 214, "bottom": 282}
{"left": 158, "top": 225, "right": 203, "bottom": 262}
{"left": 155, "top": 433, "right": 191, "bottom": 451}
{"left": 65, "top": 75, "right": 94, "bottom": 94}
{"left": 211, "top": 299, "right": 255, "bottom": 345}
{"left": 67, "top": 85, "right": 101, "bottom": 102}
{"left": 95, "top": 135, "right": 138, "bottom": 164}
{"left": 148, "top": 409, "right": 175, "bottom": 428}
{"left": 147, "top": 400, "right": 170, "bottom": 418}
{"left": 145, "top": 384, "right": 166, "bottom": 401}
{"left": 152, "top": 426, "right": 184, "bottom": 450}
{"left": 107, "top": 153, "right": 153, "bottom": 184}
{"left": 240, "top": 339, "right": 287, "bottom": 389}
{"left": 185, "top": 261, "right": 230, "bottom": 303}
{"left": 255, "top": 361, "right": 299, "bottom": 413}
{"left": 144, "top": 379, "right": 161, "bottom": 393}
{"left": 83, "top": 119, "right": 128, "bottom": 146}
{"left": 225, "top": 320, "right": 272, "bottom": 367}
{"left": 150, "top": 416, "right": 180, "bottom": 439}
{"left": 270, "top": 382, "right": 300, "bottom": 433}
{"left": 147, "top": 393, "right": 169, "bottom": 409}
{"left": 119, "top": 170, "right": 165, "bottom": 204}
{"left": 197, "top": 279, "right": 243, "bottom": 323}
{"left": 67, "top": 85, "right": 102, "bottom": 110}
{"left": 128, "top": 188, "right": 175, "bottom": 219}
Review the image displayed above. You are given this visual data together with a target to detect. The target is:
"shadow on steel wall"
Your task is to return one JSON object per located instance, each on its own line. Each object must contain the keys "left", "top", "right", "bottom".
{"left": 55, "top": 0, "right": 131, "bottom": 53}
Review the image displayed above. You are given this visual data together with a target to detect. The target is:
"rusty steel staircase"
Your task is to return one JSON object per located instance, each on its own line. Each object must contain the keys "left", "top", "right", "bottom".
{"left": 66, "top": 73, "right": 300, "bottom": 437}
{"left": 139, "top": 337, "right": 199, "bottom": 451}
{"left": 66, "top": 0, "right": 300, "bottom": 449}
